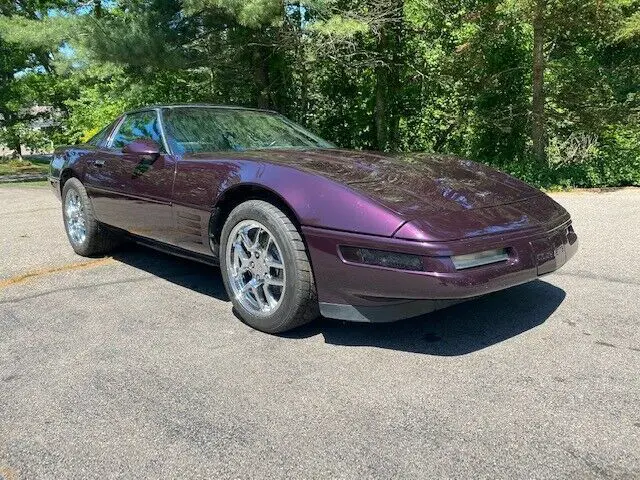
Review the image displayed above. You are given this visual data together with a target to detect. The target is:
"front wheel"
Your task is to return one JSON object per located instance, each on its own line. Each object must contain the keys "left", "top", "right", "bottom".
{"left": 219, "top": 200, "right": 319, "bottom": 333}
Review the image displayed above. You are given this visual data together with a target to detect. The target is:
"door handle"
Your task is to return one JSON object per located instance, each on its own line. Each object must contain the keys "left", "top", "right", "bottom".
{"left": 94, "top": 159, "right": 105, "bottom": 167}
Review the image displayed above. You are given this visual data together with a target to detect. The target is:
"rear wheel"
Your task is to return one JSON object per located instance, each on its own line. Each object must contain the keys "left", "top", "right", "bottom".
{"left": 220, "top": 200, "right": 319, "bottom": 333}
{"left": 62, "top": 177, "right": 122, "bottom": 256}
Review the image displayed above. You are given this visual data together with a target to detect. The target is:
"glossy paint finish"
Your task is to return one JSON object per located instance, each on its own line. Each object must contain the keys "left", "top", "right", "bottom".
{"left": 49, "top": 104, "right": 578, "bottom": 321}
{"left": 84, "top": 149, "right": 177, "bottom": 245}
{"left": 122, "top": 138, "right": 162, "bottom": 156}
{"left": 303, "top": 221, "right": 577, "bottom": 308}
{"left": 179, "top": 149, "right": 568, "bottom": 242}
{"left": 173, "top": 153, "right": 407, "bottom": 236}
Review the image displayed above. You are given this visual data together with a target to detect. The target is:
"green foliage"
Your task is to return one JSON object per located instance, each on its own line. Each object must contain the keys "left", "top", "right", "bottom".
{"left": 0, "top": 0, "right": 638, "bottom": 188}
{"left": 309, "top": 15, "right": 369, "bottom": 37}
{"left": 0, "top": 158, "right": 49, "bottom": 176}
{"left": 616, "top": 11, "right": 640, "bottom": 40}
{"left": 0, "top": 16, "right": 73, "bottom": 50}
{"left": 184, "top": 0, "right": 283, "bottom": 27}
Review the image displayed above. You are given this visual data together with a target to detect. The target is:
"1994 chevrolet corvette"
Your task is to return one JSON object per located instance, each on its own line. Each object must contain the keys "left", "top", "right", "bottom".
{"left": 50, "top": 104, "right": 578, "bottom": 333}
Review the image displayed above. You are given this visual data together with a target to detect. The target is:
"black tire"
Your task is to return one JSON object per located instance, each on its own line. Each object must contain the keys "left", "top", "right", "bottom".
{"left": 219, "top": 200, "right": 319, "bottom": 333}
{"left": 61, "top": 177, "right": 122, "bottom": 256}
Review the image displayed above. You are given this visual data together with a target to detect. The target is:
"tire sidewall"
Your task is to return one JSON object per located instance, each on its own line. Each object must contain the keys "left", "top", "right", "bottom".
{"left": 61, "top": 178, "right": 95, "bottom": 256}
{"left": 220, "top": 202, "right": 307, "bottom": 332}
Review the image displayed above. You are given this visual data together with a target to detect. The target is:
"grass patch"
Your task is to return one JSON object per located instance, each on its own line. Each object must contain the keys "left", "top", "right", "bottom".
{"left": 0, "top": 180, "right": 49, "bottom": 188}
{"left": 0, "top": 158, "right": 49, "bottom": 176}
{"left": 22, "top": 154, "right": 53, "bottom": 165}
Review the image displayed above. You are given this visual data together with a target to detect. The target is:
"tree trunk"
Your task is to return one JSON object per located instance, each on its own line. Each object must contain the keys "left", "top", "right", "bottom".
{"left": 291, "top": 2, "right": 308, "bottom": 124}
{"left": 532, "top": 0, "right": 547, "bottom": 165}
{"left": 387, "top": 10, "right": 403, "bottom": 151}
{"left": 299, "top": 4, "right": 308, "bottom": 124}
{"left": 300, "top": 61, "right": 308, "bottom": 124}
{"left": 12, "top": 131, "right": 22, "bottom": 159}
{"left": 374, "top": 64, "right": 388, "bottom": 151}
{"left": 94, "top": 0, "right": 102, "bottom": 19}
{"left": 374, "top": 27, "right": 389, "bottom": 151}
{"left": 373, "top": 0, "right": 404, "bottom": 151}
{"left": 253, "top": 47, "right": 270, "bottom": 109}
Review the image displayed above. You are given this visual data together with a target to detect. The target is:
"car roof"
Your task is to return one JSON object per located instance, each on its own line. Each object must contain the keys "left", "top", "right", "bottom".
{"left": 123, "top": 104, "right": 277, "bottom": 116}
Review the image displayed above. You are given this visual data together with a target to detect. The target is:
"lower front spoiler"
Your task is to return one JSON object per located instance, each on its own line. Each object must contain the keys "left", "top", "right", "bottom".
{"left": 320, "top": 298, "right": 468, "bottom": 323}
{"left": 304, "top": 221, "right": 578, "bottom": 323}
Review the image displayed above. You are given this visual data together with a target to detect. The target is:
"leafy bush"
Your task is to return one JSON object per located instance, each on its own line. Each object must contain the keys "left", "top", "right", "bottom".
{"left": 496, "top": 128, "right": 640, "bottom": 189}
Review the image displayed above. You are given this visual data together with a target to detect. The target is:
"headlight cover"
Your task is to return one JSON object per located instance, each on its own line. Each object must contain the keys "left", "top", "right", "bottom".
{"left": 340, "top": 246, "right": 424, "bottom": 271}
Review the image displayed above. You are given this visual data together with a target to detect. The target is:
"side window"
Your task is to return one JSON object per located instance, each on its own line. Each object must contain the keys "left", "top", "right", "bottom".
{"left": 110, "top": 111, "right": 162, "bottom": 150}
{"left": 87, "top": 123, "right": 113, "bottom": 147}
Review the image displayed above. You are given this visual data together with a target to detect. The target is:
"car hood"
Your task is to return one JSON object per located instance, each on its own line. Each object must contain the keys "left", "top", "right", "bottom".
{"left": 288, "top": 149, "right": 543, "bottom": 213}
{"left": 188, "top": 148, "right": 568, "bottom": 241}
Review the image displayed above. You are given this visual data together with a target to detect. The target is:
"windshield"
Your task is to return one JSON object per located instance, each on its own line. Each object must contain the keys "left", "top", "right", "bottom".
{"left": 162, "top": 107, "right": 334, "bottom": 154}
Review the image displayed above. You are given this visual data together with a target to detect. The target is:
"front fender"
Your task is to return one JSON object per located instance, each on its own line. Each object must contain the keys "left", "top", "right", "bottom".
{"left": 173, "top": 159, "right": 406, "bottom": 237}
{"left": 49, "top": 149, "right": 71, "bottom": 200}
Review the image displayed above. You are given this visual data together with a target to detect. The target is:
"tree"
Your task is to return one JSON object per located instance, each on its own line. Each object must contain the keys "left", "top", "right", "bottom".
{"left": 531, "top": 0, "right": 546, "bottom": 165}
{"left": 0, "top": 0, "right": 74, "bottom": 155}
{"left": 0, "top": 0, "right": 637, "bottom": 187}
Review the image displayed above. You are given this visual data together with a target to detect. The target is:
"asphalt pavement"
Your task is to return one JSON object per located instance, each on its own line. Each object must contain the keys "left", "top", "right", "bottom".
{"left": 1, "top": 184, "right": 639, "bottom": 479}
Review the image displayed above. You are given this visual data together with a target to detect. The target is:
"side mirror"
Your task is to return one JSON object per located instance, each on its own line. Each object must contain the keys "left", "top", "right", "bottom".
{"left": 122, "top": 138, "right": 161, "bottom": 160}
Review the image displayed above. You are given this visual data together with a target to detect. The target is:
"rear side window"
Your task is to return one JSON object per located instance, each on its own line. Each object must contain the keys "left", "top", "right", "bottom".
{"left": 110, "top": 111, "right": 162, "bottom": 149}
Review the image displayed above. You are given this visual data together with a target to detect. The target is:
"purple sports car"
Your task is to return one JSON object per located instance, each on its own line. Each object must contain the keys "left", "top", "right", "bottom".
{"left": 50, "top": 104, "right": 578, "bottom": 333}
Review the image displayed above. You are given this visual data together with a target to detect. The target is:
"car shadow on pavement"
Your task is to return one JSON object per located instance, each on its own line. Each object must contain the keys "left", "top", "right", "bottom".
{"left": 113, "top": 244, "right": 565, "bottom": 356}
{"left": 112, "top": 244, "right": 229, "bottom": 301}
{"left": 285, "top": 280, "right": 566, "bottom": 356}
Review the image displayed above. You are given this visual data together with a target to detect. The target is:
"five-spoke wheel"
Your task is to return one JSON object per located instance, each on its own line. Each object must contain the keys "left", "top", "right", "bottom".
{"left": 65, "top": 189, "right": 87, "bottom": 245}
{"left": 220, "top": 200, "right": 319, "bottom": 333}
{"left": 226, "top": 221, "right": 286, "bottom": 314}
{"left": 61, "top": 177, "right": 122, "bottom": 256}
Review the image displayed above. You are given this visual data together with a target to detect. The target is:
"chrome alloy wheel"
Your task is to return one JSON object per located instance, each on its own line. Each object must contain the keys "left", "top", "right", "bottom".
{"left": 226, "top": 220, "right": 286, "bottom": 314}
{"left": 65, "top": 189, "right": 87, "bottom": 245}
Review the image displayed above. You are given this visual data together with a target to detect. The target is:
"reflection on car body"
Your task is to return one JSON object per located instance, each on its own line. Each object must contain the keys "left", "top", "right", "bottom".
{"left": 49, "top": 104, "right": 578, "bottom": 333}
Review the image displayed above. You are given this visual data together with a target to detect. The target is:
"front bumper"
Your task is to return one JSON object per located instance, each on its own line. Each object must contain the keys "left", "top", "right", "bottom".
{"left": 302, "top": 221, "right": 578, "bottom": 322}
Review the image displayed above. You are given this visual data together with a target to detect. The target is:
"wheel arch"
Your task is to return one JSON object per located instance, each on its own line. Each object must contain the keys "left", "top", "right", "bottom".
{"left": 59, "top": 168, "right": 78, "bottom": 196}
{"left": 209, "top": 183, "right": 302, "bottom": 254}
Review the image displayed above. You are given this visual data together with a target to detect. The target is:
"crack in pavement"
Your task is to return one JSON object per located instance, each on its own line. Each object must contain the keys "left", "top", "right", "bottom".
{"left": 0, "top": 275, "right": 153, "bottom": 304}
{"left": 0, "top": 207, "right": 58, "bottom": 216}
{"left": 0, "top": 271, "right": 219, "bottom": 305}
{"left": 0, "top": 258, "right": 114, "bottom": 289}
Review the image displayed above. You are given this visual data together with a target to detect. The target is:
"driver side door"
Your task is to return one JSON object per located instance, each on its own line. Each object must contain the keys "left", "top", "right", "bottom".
{"left": 84, "top": 110, "right": 176, "bottom": 244}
